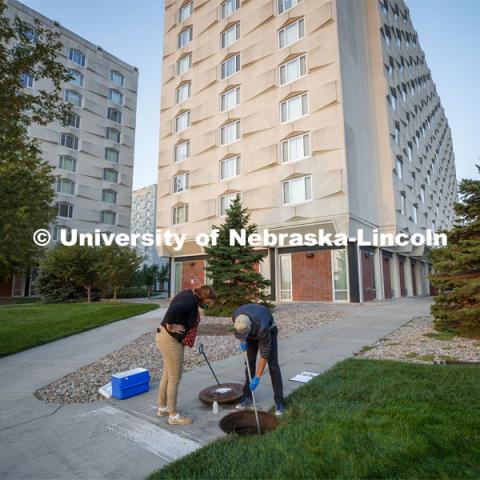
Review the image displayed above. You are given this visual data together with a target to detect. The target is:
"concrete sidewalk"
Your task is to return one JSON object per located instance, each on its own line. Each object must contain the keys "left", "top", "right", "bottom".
{"left": 0, "top": 298, "right": 431, "bottom": 480}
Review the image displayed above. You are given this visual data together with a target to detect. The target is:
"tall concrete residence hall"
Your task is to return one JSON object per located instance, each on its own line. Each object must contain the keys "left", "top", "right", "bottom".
{"left": 157, "top": 0, "right": 457, "bottom": 303}
{"left": 3, "top": 0, "right": 138, "bottom": 297}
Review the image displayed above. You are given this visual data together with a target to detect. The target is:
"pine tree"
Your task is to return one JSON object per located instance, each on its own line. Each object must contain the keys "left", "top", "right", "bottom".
{"left": 430, "top": 165, "right": 480, "bottom": 337}
{"left": 204, "top": 197, "right": 271, "bottom": 315}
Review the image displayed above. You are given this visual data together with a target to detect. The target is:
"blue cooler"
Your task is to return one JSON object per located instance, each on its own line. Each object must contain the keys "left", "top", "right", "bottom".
{"left": 111, "top": 368, "right": 150, "bottom": 400}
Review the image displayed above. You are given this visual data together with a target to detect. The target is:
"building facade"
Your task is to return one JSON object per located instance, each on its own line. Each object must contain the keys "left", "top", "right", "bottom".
{"left": 157, "top": 0, "right": 456, "bottom": 302}
{"left": 4, "top": 0, "right": 139, "bottom": 297}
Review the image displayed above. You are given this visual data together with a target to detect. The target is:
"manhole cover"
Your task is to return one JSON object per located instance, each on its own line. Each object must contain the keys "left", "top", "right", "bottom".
{"left": 220, "top": 411, "right": 279, "bottom": 435}
{"left": 198, "top": 383, "right": 243, "bottom": 404}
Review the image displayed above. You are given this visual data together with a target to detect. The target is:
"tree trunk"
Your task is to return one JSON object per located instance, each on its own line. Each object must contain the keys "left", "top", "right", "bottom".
{"left": 148, "top": 286, "right": 152, "bottom": 299}
{"left": 87, "top": 286, "right": 91, "bottom": 303}
{"left": 113, "top": 286, "right": 117, "bottom": 302}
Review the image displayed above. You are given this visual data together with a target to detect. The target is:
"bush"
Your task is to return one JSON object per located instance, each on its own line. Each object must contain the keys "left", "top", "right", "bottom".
{"left": 103, "top": 287, "right": 148, "bottom": 299}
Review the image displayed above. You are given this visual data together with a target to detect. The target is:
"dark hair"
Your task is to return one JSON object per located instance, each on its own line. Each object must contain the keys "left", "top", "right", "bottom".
{"left": 195, "top": 285, "right": 216, "bottom": 301}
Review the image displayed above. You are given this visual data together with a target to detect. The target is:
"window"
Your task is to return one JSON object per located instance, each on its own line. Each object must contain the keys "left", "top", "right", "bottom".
{"left": 220, "top": 87, "right": 240, "bottom": 112}
{"left": 105, "top": 147, "right": 119, "bottom": 163}
{"left": 282, "top": 175, "right": 312, "bottom": 205}
{"left": 220, "top": 155, "right": 240, "bottom": 180}
{"left": 23, "top": 25, "right": 38, "bottom": 43}
{"left": 279, "top": 55, "right": 306, "bottom": 86}
{"left": 67, "top": 113, "right": 80, "bottom": 129}
{"left": 108, "top": 108, "right": 122, "bottom": 123}
{"left": 60, "top": 133, "right": 79, "bottom": 150}
{"left": 106, "top": 128, "right": 121, "bottom": 144}
{"left": 389, "top": 88, "right": 397, "bottom": 111}
{"left": 173, "top": 172, "right": 189, "bottom": 193}
{"left": 412, "top": 204, "right": 418, "bottom": 224}
{"left": 383, "top": 26, "right": 391, "bottom": 47}
{"left": 279, "top": 253, "right": 292, "bottom": 300}
{"left": 110, "top": 70, "right": 124, "bottom": 86}
{"left": 386, "top": 57, "right": 394, "bottom": 76}
{"left": 432, "top": 220, "right": 436, "bottom": 232}
{"left": 407, "top": 143, "right": 413, "bottom": 162}
{"left": 278, "top": 0, "right": 303, "bottom": 15}
{"left": 102, "top": 189, "right": 117, "bottom": 204}
{"left": 174, "top": 141, "right": 190, "bottom": 162}
{"left": 69, "top": 69, "right": 84, "bottom": 87}
{"left": 396, "top": 157, "right": 403, "bottom": 180}
{"left": 220, "top": 193, "right": 240, "bottom": 216}
{"left": 177, "top": 53, "right": 192, "bottom": 75}
{"left": 173, "top": 204, "right": 188, "bottom": 224}
{"left": 58, "top": 155, "right": 76, "bottom": 172}
{"left": 103, "top": 168, "right": 118, "bottom": 183}
{"left": 101, "top": 210, "right": 116, "bottom": 225}
{"left": 394, "top": 122, "right": 400, "bottom": 144}
{"left": 278, "top": 18, "right": 305, "bottom": 49}
{"left": 221, "top": 23, "right": 240, "bottom": 49}
{"left": 64, "top": 89, "right": 82, "bottom": 107}
{"left": 53, "top": 225, "right": 71, "bottom": 242}
{"left": 220, "top": 54, "right": 240, "bottom": 80}
{"left": 56, "top": 178, "right": 75, "bottom": 195}
{"left": 178, "top": 26, "right": 193, "bottom": 49}
{"left": 420, "top": 186, "right": 425, "bottom": 203}
{"left": 20, "top": 73, "right": 34, "bottom": 88}
{"left": 400, "top": 193, "right": 406, "bottom": 215}
{"left": 176, "top": 81, "right": 191, "bottom": 104}
{"left": 380, "top": 0, "right": 388, "bottom": 16}
{"left": 109, "top": 89, "right": 123, "bottom": 105}
{"left": 281, "top": 133, "right": 310, "bottom": 163}
{"left": 175, "top": 111, "right": 191, "bottom": 133}
{"left": 221, "top": 0, "right": 240, "bottom": 19}
{"left": 426, "top": 172, "right": 431, "bottom": 185}
{"left": 220, "top": 120, "right": 241, "bottom": 146}
{"left": 332, "top": 249, "right": 348, "bottom": 301}
{"left": 280, "top": 93, "right": 308, "bottom": 123}
{"left": 179, "top": 1, "right": 193, "bottom": 22}
{"left": 56, "top": 202, "right": 73, "bottom": 218}
{"left": 68, "top": 48, "right": 85, "bottom": 67}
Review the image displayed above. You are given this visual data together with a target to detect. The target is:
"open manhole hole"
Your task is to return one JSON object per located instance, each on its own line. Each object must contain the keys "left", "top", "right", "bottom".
{"left": 198, "top": 383, "right": 243, "bottom": 404}
{"left": 220, "top": 411, "right": 279, "bottom": 436}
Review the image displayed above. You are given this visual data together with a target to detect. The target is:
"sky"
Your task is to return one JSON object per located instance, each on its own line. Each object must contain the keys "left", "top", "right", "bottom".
{"left": 19, "top": 0, "right": 480, "bottom": 189}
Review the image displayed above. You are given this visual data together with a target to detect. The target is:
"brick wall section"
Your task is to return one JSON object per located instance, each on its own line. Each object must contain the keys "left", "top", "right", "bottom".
{"left": 0, "top": 278, "right": 11, "bottom": 297}
{"left": 291, "top": 251, "right": 333, "bottom": 301}
{"left": 361, "top": 252, "right": 376, "bottom": 301}
{"left": 382, "top": 255, "right": 393, "bottom": 299}
{"left": 181, "top": 260, "right": 205, "bottom": 291}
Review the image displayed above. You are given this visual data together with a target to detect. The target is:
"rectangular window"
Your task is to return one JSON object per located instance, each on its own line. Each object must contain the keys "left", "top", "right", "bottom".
{"left": 173, "top": 172, "right": 189, "bottom": 193}
{"left": 174, "top": 141, "right": 190, "bottom": 163}
{"left": 109, "top": 89, "right": 123, "bottom": 105}
{"left": 221, "top": 0, "right": 240, "bottom": 19}
{"left": 278, "top": 18, "right": 305, "bottom": 49}
{"left": 110, "top": 70, "right": 124, "bottom": 86}
{"left": 282, "top": 175, "right": 312, "bottom": 205}
{"left": 413, "top": 205, "right": 418, "bottom": 224}
{"left": 400, "top": 193, "right": 406, "bottom": 215}
{"left": 332, "top": 250, "right": 348, "bottom": 301}
{"left": 105, "top": 147, "right": 119, "bottom": 163}
{"left": 220, "top": 87, "right": 240, "bottom": 112}
{"left": 60, "top": 133, "right": 79, "bottom": 150}
{"left": 173, "top": 204, "right": 189, "bottom": 225}
{"left": 68, "top": 48, "right": 85, "bottom": 67}
{"left": 407, "top": 143, "right": 413, "bottom": 162}
{"left": 179, "top": 1, "right": 193, "bottom": 22}
{"left": 175, "top": 111, "right": 191, "bottom": 133}
{"left": 220, "top": 120, "right": 241, "bottom": 146}
{"left": 58, "top": 156, "right": 76, "bottom": 172}
{"left": 177, "top": 54, "right": 192, "bottom": 75}
{"left": 64, "top": 89, "right": 82, "bottom": 107}
{"left": 220, "top": 155, "right": 240, "bottom": 180}
{"left": 220, "top": 54, "right": 240, "bottom": 80}
{"left": 56, "top": 202, "right": 73, "bottom": 218}
{"left": 20, "top": 73, "right": 34, "bottom": 88}
{"left": 69, "top": 69, "right": 84, "bottom": 87}
{"left": 178, "top": 26, "right": 193, "bottom": 49}
{"left": 175, "top": 82, "right": 191, "bottom": 104}
{"left": 279, "top": 253, "right": 292, "bottom": 301}
{"left": 281, "top": 133, "right": 310, "bottom": 163}
{"left": 56, "top": 178, "right": 75, "bottom": 195}
{"left": 101, "top": 210, "right": 116, "bottom": 225}
{"left": 106, "top": 128, "right": 121, "bottom": 143}
{"left": 396, "top": 157, "right": 403, "bottom": 180}
{"left": 279, "top": 55, "right": 306, "bottom": 85}
{"left": 220, "top": 193, "right": 240, "bottom": 216}
{"left": 278, "top": 0, "right": 303, "bottom": 14}
{"left": 103, "top": 168, "right": 118, "bottom": 183}
{"left": 67, "top": 113, "right": 80, "bottom": 129}
{"left": 221, "top": 23, "right": 240, "bottom": 49}
{"left": 420, "top": 186, "right": 425, "bottom": 203}
{"left": 102, "top": 189, "right": 117, "bottom": 204}
{"left": 280, "top": 93, "right": 308, "bottom": 123}
{"left": 107, "top": 108, "right": 122, "bottom": 123}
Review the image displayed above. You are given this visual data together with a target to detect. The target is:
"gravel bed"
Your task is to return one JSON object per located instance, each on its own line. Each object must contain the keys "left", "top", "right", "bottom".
{"left": 356, "top": 316, "right": 480, "bottom": 364}
{"left": 35, "top": 304, "right": 340, "bottom": 404}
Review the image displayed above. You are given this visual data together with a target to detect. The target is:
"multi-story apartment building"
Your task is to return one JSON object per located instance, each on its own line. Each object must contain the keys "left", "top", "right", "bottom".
{"left": 157, "top": 0, "right": 457, "bottom": 302}
{"left": 3, "top": 0, "right": 139, "bottom": 297}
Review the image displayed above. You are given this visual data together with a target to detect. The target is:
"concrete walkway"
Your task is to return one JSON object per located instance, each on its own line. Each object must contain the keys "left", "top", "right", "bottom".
{"left": 0, "top": 298, "right": 431, "bottom": 480}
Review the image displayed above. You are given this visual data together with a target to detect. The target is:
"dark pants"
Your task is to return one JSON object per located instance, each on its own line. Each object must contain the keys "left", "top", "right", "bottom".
{"left": 242, "top": 327, "right": 284, "bottom": 405}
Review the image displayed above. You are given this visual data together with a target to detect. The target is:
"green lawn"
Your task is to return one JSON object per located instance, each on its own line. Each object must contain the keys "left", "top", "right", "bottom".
{"left": 0, "top": 303, "right": 158, "bottom": 356}
{"left": 150, "top": 359, "right": 480, "bottom": 480}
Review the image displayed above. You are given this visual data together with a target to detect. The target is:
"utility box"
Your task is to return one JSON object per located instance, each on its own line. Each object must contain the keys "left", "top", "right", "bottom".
{"left": 111, "top": 368, "right": 150, "bottom": 400}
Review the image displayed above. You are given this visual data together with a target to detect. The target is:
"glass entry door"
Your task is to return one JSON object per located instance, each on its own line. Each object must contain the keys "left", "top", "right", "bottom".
{"left": 279, "top": 254, "right": 292, "bottom": 301}
{"left": 332, "top": 249, "right": 348, "bottom": 301}
{"left": 174, "top": 262, "right": 182, "bottom": 294}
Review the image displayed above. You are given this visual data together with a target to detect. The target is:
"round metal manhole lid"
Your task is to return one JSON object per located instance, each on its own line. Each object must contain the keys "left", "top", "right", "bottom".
{"left": 219, "top": 411, "right": 279, "bottom": 435}
{"left": 198, "top": 383, "right": 244, "bottom": 404}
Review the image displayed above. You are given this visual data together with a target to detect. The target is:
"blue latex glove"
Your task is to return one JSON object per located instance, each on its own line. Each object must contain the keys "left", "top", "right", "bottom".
{"left": 249, "top": 376, "right": 260, "bottom": 392}
{"left": 240, "top": 341, "right": 248, "bottom": 352}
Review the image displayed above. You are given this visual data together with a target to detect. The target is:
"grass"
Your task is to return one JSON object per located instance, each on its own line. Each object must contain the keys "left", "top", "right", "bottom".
{"left": 0, "top": 296, "right": 40, "bottom": 305}
{"left": 0, "top": 303, "right": 158, "bottom": 356}
{"left": 423, "top": 331, "right": 457, "bottom": 341}
{"left": 149, "top": 359, "right": 480, "bottom": 480}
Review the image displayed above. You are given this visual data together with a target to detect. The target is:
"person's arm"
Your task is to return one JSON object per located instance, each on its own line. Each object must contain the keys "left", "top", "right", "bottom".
{"left": 163, "top": 302, "right": 189, "bottom": 334}
{"left": 256, "top": 326, "right": 272, "bottom": 377}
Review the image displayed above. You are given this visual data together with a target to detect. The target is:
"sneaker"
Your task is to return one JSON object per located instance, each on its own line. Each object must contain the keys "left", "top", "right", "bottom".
{"left": 168, "top": 413, "right": 193, "bottom": 425}
{"left": 156, "top": 406, "right": 169, "bottom": 417}
{"left": 275, "top": 403, "right": 285, "bottom": 416}
{"left": 236, "top": 396, "right": 253, "bottom": 410}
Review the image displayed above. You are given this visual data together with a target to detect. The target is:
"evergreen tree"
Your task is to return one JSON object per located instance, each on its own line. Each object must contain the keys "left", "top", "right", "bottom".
{"left": 430, "top": 165, "right": 480, "bottom": 336}
{"left": 204, "top": 197, "right": 271, "bottom": 314}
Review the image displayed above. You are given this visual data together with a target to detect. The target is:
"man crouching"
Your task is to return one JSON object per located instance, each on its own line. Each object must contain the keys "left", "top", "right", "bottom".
{"left": 232, "top": 303, "right": 285, "bottom": 416}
